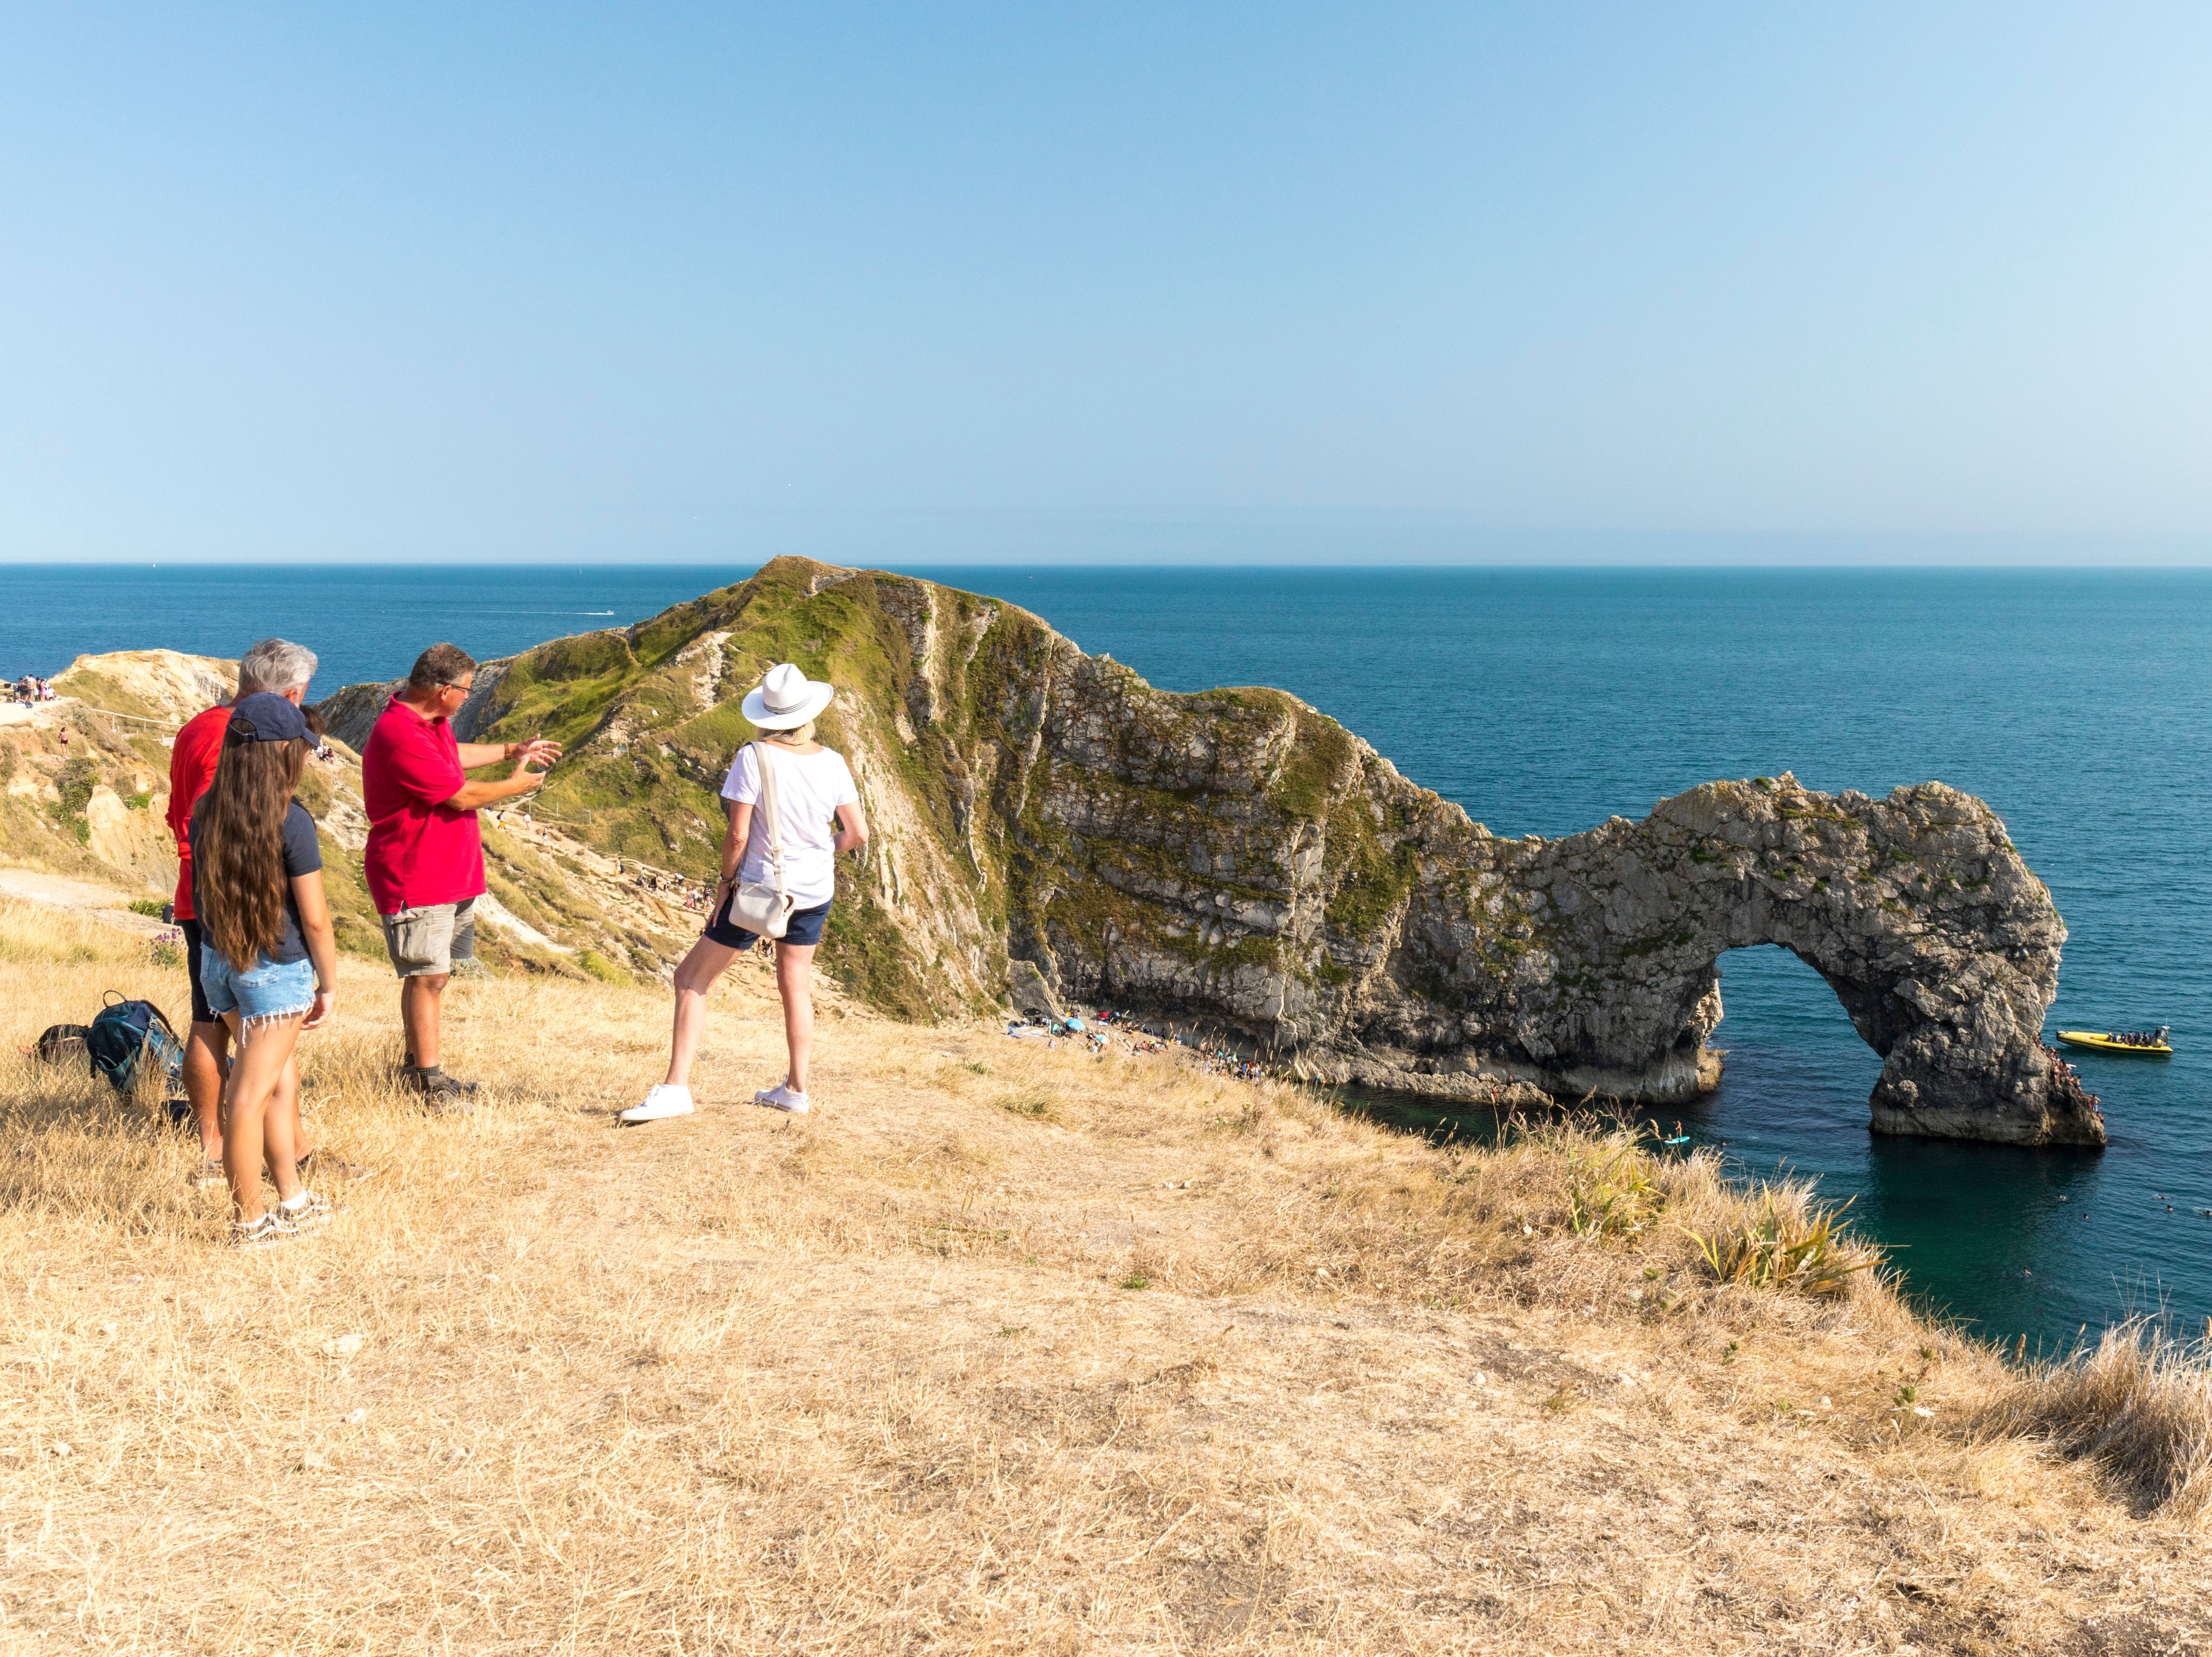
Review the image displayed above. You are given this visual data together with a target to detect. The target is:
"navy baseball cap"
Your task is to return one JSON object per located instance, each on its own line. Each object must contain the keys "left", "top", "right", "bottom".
{"left": 225, "top": 691, "right": 312, "bottom": 744}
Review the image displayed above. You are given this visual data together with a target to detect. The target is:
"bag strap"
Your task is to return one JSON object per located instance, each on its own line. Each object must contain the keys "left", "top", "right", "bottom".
{"left": 753, "top": 741, "right": 788, "bottom": 900}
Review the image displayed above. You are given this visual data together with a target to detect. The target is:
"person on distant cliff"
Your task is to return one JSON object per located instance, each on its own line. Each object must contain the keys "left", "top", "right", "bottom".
{"left": 166, "top": 638, "right": 320, "bottom": 1181}
{"left": 621, "top": 662, "right": 868, "bottom": 1124}
{"left": 361, "top": 643, "right": 560, "bottom": 1106}
{"left": 189, "top": 692, "right": 341, "bottom": 1249}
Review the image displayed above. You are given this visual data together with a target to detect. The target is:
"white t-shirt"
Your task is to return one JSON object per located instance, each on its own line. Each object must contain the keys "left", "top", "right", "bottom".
{"left": 720, "top": 743, "right": 860, "bottom": 909}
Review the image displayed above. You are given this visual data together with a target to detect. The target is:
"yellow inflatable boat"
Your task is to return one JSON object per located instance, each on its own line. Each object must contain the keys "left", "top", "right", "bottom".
{"left": 2055, "top": 1030, "right": 2172, "bottom": 1057}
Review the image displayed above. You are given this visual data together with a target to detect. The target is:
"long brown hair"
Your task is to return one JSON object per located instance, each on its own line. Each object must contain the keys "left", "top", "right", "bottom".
{"left": 197, "top": 734, "right": 310, "bottom": 971}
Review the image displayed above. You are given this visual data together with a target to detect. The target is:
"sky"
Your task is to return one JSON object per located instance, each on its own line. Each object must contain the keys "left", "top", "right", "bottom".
{"left": 4, "top": 3, "right": 2210, "bottom": 566}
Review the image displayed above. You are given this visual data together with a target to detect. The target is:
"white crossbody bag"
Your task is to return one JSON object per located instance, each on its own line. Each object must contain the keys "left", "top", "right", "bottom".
{"left": 723, "top": 741, "right": 798, "bottom": 941}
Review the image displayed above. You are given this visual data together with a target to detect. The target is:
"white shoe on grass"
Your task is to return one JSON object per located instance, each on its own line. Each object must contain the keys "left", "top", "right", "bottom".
{"left": 619, "top": 1084, "right": 695, "bottom": 1125}
{"left": 227, "top": 1212, "right": 298, "bottom": 1251}
{"left": 753, "top": 1081, "right": 809, "bottom": 1115}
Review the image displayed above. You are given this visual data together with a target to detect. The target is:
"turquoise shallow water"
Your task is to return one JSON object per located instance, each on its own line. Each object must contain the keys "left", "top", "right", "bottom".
{"left": 5, "top": 562, "right": 2207, "bottom": 1351}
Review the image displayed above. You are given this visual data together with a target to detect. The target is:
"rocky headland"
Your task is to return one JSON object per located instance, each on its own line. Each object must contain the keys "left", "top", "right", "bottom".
{"left": 310, "top": 558, "right": 2100, "bottom": 1148}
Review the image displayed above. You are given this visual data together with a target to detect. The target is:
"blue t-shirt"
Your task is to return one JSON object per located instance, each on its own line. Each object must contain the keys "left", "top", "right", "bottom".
{"left": 189, "top": 797, "right": 324, "bottom": 965}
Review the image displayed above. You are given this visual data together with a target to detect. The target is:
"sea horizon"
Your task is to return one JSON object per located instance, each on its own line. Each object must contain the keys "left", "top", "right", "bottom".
{"left": 9, "top": 553, "right": 2212, "bottom": 569}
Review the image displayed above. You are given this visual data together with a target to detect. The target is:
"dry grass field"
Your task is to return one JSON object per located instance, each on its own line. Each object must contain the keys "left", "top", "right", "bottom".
{"left": 0, "top": 894, "right": 2207, "bottom": 1654}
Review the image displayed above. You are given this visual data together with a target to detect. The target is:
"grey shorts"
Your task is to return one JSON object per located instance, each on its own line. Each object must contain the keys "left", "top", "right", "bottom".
{"left": 380, "top": 898, "right": 476, "bottom": 978}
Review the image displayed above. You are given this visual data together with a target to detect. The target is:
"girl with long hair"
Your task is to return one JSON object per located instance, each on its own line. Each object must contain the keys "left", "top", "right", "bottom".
{"left": 621, "top": 663, "right": 867, "bottom": 1123}
{"left": 192, "top": 692, "right": 340, "bottom": 1248}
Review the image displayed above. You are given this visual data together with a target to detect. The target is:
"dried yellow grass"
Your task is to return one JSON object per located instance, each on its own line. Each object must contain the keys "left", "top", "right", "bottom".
{"left": 0, "top": 892, "right": 2208, "bottom": 1653}
{"left": 1976, "top": 1320, "right": 2212, "bottom": 1521}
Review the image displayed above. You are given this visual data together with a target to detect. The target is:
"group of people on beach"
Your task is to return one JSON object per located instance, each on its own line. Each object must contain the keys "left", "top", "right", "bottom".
{"left": 167, "top": 640, "right": 866, "bottom": 1249}
{"left": 1201, "top": 1048, "right": 1276, "bottom": 1084}
{"left": 1039, "top": 1008, "right": 1283, "bottom": 1085}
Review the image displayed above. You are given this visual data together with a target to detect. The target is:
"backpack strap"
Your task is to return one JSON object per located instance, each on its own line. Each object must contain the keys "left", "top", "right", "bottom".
{"left": 752, "top": 741, "right": 788, "bottom": 901}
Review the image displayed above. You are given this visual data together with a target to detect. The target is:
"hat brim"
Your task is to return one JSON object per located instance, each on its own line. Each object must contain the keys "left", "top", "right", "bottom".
{"left": 740, "top": 680, "right": 835, "bottom": 730}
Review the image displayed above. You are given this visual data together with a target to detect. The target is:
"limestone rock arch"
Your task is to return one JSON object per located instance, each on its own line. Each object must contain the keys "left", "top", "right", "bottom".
{"left": 1457, "top": 775, "right": 2105, "bottom": 1146}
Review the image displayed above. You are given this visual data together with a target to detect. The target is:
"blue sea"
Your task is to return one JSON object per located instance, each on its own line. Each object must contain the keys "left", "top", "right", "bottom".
{"left": 5, "top": 562, "right": 2207, "bottom": 1354}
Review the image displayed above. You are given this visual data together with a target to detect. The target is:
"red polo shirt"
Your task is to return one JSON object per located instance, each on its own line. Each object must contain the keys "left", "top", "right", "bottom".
{"left": 361, "top": 696, "right": 482, "bottom": 914}
{"left": 165, "top": 703, "right": 233, "bottom": 921}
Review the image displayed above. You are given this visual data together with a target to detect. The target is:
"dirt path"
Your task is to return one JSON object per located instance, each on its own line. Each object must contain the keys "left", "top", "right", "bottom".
{"left": 0, "top": 867, "right": 171, "bottom": 937}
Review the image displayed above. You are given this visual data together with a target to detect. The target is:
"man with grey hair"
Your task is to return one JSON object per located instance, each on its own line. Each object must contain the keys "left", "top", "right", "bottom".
{"left": 166, "top": 638, "right": 320, "bottom": 1180}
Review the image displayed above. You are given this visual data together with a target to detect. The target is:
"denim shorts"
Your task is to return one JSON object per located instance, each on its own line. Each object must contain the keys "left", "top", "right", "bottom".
{"left": 199, "top": 946, "right": 318, "bottom": 1023}
{"left": 703, "top": 897, "right": 831, "bottom": 951}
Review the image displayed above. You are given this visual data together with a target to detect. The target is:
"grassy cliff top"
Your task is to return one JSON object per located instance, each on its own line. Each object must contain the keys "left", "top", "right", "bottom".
{"left": 0, "top": 894, "right": 2206, "bottom": 1651}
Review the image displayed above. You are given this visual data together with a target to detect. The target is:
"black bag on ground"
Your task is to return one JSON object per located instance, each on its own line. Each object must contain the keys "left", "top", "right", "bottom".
{"left": 87, "top": 993, "right": 183, "bottom": 1094}
{"left": 34, "top": 1024, "right": 92, "bottom": 1064}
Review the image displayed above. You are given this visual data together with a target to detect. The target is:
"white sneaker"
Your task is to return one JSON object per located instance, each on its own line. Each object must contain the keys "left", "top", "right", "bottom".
{"left": 619, "top": 1084, "right": 695, "bottom": 1124}
{"left": 753, "top": 1081, "right": 810, "bottom": 1115}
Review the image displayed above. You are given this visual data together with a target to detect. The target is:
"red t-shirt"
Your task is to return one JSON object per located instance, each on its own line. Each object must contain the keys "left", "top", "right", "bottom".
{"left": 166, "top": 703, "right": 233, "bottom": 921}
{"left": 361, "top": 696, "right": 482, "bottom": 914}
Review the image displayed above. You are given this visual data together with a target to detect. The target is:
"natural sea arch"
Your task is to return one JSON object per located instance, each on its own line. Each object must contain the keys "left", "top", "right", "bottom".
{"left": 1273, "top": 777, "right": 2108, "bottom": 1148}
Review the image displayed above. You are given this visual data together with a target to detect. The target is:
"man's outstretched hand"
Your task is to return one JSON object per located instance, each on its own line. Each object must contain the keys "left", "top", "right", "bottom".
{"left": 446, "top": 736, "right": 564, "bottom": 812}
{"left": 509, "top": 738, "right": 561, "bottom": 791}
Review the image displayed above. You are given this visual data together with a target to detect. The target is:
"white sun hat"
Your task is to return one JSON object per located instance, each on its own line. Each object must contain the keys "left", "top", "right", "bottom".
{"left": 741, "top": 662, "right": 835, "bottom": 730}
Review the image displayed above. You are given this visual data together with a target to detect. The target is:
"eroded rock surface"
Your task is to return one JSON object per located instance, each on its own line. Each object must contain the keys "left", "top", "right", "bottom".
{"left": 304, "top": 558, "right": 2100, "bottom": 1146}
{"left": 985, "top": 643, "right": 2102, "bottom": 1147}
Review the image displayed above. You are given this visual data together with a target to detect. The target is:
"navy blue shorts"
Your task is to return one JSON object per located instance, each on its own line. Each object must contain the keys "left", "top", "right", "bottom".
{"left": 181, "top": 919, "right": 216, "bottom": 1025}
{"left": 704, "top": 897, "right": 831, "bottom": 951}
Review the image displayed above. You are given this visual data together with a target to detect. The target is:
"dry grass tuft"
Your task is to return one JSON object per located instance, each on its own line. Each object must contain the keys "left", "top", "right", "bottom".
{"left": 1, "top": 893, "right": 2209, "bottom": 1652}
{"left": 1977, "top": 1320, "right": 2212, "bottom": 1519}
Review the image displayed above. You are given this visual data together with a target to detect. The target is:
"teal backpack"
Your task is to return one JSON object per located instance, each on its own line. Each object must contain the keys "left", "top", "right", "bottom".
{"left": 87, "top": 992, "right": 183, "bottom": 1094}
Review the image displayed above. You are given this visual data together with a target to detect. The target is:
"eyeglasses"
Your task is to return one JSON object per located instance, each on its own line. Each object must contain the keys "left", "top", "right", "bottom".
{"left": 443, "top": 679, "right": 475, "bottom": 697}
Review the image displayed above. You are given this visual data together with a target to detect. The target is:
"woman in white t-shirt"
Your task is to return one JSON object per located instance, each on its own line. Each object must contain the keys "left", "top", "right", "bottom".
{"left": 621, "top": 663, "right": 868, "bottom": 1123}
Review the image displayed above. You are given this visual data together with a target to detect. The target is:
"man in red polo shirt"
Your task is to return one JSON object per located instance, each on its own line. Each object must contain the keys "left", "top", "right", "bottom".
{"left": 362, "top": 643, "right": 559, "bottom": 1106}
{"left": 167, "top": 638, "right": 320, "bottom": 1173}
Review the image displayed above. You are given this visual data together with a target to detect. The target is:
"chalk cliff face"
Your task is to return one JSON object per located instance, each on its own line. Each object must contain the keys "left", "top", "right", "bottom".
{"left": 314, "top": 557, "right": 2102, "bottom": 1147}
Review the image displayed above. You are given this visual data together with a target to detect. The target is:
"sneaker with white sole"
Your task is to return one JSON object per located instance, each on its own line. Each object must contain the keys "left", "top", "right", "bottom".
{"left": 228, "top": 1212, "right": 298, "bottom": 1251}
{"left": 619, "top": 1084, "right": 695, "bottom": 1125}
{"left": 753, "top": 1081, "right": 810, "bottom": 1115}
{"left": 276, "top": 1189, "right": 340, "bottom": 1231}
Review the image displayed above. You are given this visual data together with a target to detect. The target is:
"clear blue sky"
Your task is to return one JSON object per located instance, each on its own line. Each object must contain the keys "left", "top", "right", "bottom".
{"left": 5, "top": 4, "right": 2209, "bottom": 564}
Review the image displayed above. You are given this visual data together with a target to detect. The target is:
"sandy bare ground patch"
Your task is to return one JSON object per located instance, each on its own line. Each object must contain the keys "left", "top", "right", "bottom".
{"left": 0, "top": 897, "right": 2205, "bottom": 1654}
{"left": 0, "top": 871, "right": 172, "bottom": 940}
